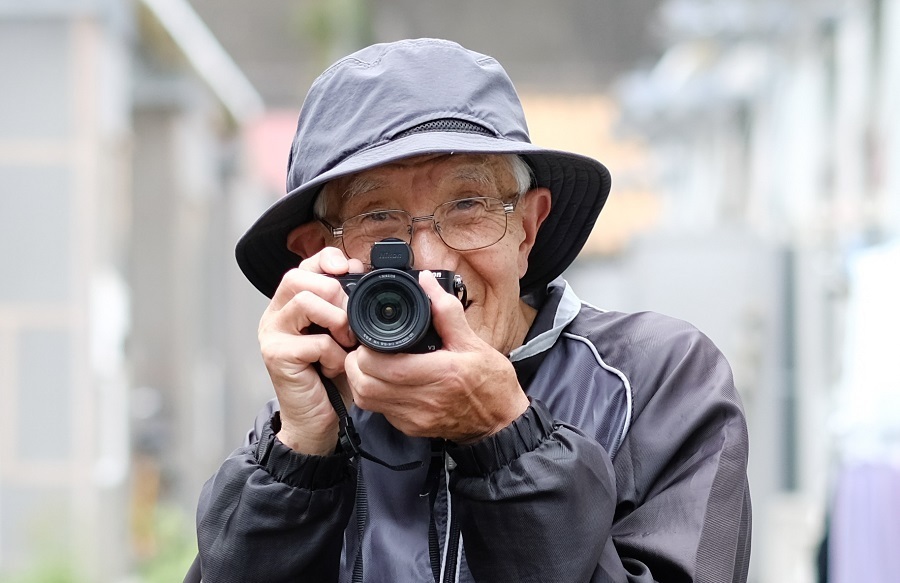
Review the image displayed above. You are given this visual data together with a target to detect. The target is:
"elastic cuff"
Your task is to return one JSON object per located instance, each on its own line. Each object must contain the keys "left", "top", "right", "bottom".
{"left": 254, "top": 412, "right": 352, "bottom": 490}
{"left": 447, "top": 399, "right": 556, "bottom": 477}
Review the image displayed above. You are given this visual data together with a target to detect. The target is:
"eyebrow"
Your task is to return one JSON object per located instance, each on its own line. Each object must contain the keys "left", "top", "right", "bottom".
{"left": 339, "top": 175, "right": 388, "bottom": 200}
{"left": 446, "top": 163, "right": 498, "bottom": 190}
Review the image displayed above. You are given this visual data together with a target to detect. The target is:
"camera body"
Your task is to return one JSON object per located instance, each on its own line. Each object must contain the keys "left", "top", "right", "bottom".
{"left": 334, "top": 239, "right": 465, "bottom": 353}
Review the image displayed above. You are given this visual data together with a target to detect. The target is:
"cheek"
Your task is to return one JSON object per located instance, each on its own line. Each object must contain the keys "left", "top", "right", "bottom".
{"left": 505, "top": 224, "right": 530, "bottom": 278}
{"left": 456, "top": 234, "right": 523, "bottom": 296}
{"left": 473, "top": 248, "right": 524, "bottom": 304}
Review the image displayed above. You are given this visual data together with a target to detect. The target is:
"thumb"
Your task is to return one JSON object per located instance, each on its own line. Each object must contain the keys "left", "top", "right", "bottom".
{"left": 418, "top": 270, "right": 473, "bottom": 349}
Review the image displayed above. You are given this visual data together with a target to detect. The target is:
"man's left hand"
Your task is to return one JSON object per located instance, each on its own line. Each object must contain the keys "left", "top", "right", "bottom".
{"left": 343, "top": 270, "right": 530, "bottom": 443}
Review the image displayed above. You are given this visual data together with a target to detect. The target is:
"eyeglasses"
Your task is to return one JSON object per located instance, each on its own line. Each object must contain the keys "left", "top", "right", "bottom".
{"left": 321, "top": 196, "right": 517, "bottom": 264}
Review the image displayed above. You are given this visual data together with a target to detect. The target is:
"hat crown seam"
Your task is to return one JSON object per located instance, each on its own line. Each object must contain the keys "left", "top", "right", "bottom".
{"left": 314, "top": 39, "right": 492, "bottom": 85}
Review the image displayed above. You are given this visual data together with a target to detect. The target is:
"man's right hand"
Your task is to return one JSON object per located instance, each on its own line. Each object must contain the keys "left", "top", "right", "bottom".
{"left": 258, "top": 247, "right": 363, "bottom": 455}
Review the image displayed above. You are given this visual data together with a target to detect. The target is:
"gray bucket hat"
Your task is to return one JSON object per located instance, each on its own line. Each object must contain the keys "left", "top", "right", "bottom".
{"left": 236, "top": 38, "right": 612, "bottom": 298}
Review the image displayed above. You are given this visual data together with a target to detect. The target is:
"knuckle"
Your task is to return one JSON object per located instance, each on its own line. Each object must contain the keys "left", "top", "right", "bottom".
{"left": 352, "top": 382, "right": 369, "bottom": 404}
{"left": 290, "top": 289, "right": 316, "bottom": 308}
{"left": 259, "top": 336, "right": 288, "bottom": 363}
{"left": 260, "top": 345, "right": 282, "bottom": 370}
{"left": 321, "top": 277, "right": 347, "bottom": 301}
{"left": 351, "top": 382, "right": 375, "bottom": 409}
{"left": 279, "top": 266, "right": 307, "bottom": 288}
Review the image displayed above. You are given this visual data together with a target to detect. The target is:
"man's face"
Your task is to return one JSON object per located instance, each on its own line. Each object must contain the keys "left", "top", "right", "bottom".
{"left": 316, "top": 154, "right": 549, "bottom": 355}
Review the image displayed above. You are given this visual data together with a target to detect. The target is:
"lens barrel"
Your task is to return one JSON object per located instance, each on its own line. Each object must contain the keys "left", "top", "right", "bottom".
{"left": 347, "top": 269, "right": 432, "bottom": 352}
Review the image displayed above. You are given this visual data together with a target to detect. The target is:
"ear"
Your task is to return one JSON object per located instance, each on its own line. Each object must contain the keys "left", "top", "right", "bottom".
{"left": 516, "top": 187, "right": 552, "bottom": 278}
{"left": 286, "top": 221, "right": 329, "bottom": 259}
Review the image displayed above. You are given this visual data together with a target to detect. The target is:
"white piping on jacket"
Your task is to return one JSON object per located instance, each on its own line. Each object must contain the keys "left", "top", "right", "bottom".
{"left": 561, "top": 332, "right": 634, "bottom": 459}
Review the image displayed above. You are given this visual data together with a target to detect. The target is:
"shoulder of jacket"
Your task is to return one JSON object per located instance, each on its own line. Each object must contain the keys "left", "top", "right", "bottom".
{"left": 566, "top": 306, "right": 714, "bottom": 358}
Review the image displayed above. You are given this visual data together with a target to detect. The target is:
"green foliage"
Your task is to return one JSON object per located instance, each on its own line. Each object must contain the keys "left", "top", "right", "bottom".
{"left": 134, "top": 504, "right": 197, "bottom": 583}
{"left": 0, "top": 504, "right": 197, "bottom": 583}
{"left": 0, "top": 558, "right": 86, "bottom": 583}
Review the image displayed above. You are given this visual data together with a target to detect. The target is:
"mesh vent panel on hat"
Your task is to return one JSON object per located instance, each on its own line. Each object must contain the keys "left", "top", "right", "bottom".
{"left": 394, "top": 119, "right": 495, "bottom": 139}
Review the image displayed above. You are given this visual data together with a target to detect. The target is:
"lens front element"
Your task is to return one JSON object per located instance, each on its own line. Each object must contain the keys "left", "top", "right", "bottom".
{"left": 366, "top": 289, "right": 408, "bottom": 333}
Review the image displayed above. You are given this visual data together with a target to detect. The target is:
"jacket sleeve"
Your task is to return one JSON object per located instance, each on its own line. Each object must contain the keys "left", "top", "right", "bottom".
{"left": 192, "top": 410, "right": 357, "bottom": 583}
{"left": 604, "top": 320, "right": 752, "bottom": 582}
{"left": 448, "top": 320, "right": 751, "bottom": 583}
{"left": 448, "top": 402, "right": 615, "bottom": 583}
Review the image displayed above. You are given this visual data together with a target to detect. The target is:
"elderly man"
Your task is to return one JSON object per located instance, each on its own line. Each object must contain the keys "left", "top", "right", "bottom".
{"left": 187, "top": 39, "right": 751, "bottom": 583}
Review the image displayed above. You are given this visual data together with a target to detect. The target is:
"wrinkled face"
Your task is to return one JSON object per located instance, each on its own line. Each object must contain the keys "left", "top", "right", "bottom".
{"left": 314, "top": 154, "right": 550, "bottom": 355}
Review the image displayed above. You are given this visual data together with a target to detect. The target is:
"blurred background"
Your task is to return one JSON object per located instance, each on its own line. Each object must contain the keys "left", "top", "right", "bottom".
{"left": 1, "top": 0, "right": 898, "bottom": 581}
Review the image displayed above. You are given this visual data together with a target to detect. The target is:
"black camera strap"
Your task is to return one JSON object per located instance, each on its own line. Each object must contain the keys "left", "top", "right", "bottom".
{"left": 314, "top": 363, "right": 422, "bottom": 472}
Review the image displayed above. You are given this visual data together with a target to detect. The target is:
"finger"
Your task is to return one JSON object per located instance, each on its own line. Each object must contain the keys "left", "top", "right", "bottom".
{"left": 260, "top": 331, "right": 350, "bottom": 379}
{"left": 351, "top": 346, "right": 431, "bottom": 387}
{"left": 269, "top": 247, "right": 351, "bottom": 311}
{"left": 261, "top": 284, "right": 353, "bottom": 348}
{"left": 344, "top": 350, "right": 412, "bottom": 413}
{"left": 418, "top": 270, "right": 476, "bottom": 350}
{"left": 347, "top": 349, "right": 460, "bottom": 438}
{"left": 347, "top": 257, "right": 366, "bottom": 274}
{"left": 306, "top": 246, "right": 353, "bottom": 275}
{"left": 266, "top": 289, "right": 354, "bottom": 347}
{"left": 268, "top": 270, "right": 345, "bottom": 314}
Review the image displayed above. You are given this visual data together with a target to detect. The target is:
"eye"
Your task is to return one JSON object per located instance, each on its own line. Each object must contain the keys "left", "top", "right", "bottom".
{"left": 359, "top": 210, "right": 403, "bottom": 224}
{"left": 452, "top": 198, "right": 480, "bottom": 210}
{"left": 445, "top": 197, "right": 488, "bottom": 216}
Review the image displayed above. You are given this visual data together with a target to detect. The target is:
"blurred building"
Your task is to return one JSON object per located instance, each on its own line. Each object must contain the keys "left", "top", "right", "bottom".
{"left": 0, "top": 0, "right": 264, "bottom": 579}
{"left": 0, "top": 0, "right": 134, "bottom": 579}
{"left": 606, "top": 1, "right": 900, "bottom": 582}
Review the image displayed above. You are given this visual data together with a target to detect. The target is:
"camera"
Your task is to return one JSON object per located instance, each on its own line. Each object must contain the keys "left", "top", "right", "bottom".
{"left": 334, "top": 239, "right": 466, "bottom": 353}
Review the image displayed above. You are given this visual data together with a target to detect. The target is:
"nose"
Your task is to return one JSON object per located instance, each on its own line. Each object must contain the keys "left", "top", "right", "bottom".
{"left": 408, "top": 219, "right": 458, "bottom": 272}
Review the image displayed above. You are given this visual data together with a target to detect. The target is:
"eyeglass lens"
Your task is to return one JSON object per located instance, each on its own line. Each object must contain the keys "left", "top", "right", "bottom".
{"left": 340, "top": 197, "right": 510, "bottom": 262}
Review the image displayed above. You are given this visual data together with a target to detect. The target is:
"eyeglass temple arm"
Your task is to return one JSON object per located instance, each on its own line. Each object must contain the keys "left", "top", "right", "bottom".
{"left": 319, "top": 218, "right": 343, "bottom": 238}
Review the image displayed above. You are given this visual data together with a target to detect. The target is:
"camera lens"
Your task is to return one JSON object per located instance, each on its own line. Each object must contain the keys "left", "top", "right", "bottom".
{"left": 368, "top": 290, "right": 406, "bottom": 331}
{"left": 347, "top": 269, "right": 431, "bottom": 352}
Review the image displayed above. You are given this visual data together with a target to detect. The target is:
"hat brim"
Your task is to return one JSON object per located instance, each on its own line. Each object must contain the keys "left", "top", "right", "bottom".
{"left": 236, "top": 131, "right": 611, "bottom": 298}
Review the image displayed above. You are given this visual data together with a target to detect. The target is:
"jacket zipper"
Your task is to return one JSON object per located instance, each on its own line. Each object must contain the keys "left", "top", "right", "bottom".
{"left": 442, "top": 506, "right": 461, "bottom": 583}
{"left": 441, "top": 454, "right": 461, "bottom": 583}
{"left": 352, "top": 462, "right": 367, "bottom": 583}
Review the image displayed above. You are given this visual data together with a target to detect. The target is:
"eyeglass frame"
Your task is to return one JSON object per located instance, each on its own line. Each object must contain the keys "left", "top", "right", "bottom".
{"left": 318, "top": 195, "right": 519, "bottom": 261}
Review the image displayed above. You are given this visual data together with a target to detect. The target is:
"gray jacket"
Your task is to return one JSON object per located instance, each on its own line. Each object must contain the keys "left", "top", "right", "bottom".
{"left": 190, "top": 279, "right": 751, "bottom": 582}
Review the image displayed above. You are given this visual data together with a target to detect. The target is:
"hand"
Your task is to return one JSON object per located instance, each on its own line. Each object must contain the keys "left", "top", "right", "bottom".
{"left": 258, "top": 247, "right": 363, "bottom": 455}
{"left": 344, "top": 270, "right": 530, "bottom": 444}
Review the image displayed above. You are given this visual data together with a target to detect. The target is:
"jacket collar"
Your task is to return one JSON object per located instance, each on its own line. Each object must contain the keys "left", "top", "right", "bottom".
{"left": 510, "top": 278, "right": 581, "bottom": 388}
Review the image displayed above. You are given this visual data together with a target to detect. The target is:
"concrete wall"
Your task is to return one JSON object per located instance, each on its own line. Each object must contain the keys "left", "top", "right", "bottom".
{"left": 0, "top": 1, "right": 132, "bottom": 579}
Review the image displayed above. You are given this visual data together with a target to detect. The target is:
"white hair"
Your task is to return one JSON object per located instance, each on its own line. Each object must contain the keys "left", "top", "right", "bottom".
{"left": 508, "top": 154, "right": 534, "bottom": 197}
{"left": 313, "top": 154, "right": 533, "bottom": 220}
